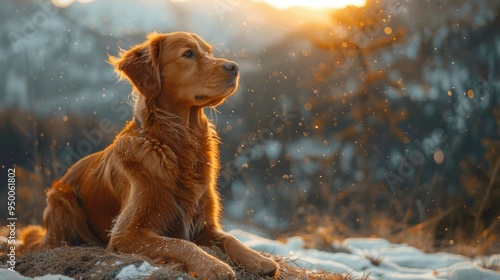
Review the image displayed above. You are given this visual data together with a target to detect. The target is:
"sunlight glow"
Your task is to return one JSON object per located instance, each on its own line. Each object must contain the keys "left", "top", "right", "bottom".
{"left": 51, "top": 0, "right": 95, "bottom": 8}
{"left": 260, "top": 0, "right": 366, "bottom": 10}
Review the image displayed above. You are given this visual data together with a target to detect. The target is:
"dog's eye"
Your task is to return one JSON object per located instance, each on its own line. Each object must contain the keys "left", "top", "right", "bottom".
{"left": 183, "top": 50, "right": 194, "bottom": 58}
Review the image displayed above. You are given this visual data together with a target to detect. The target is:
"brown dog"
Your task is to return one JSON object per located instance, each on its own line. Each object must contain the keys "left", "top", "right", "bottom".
{"left": 21, "top": 32, "right": 279, "bottom": 279}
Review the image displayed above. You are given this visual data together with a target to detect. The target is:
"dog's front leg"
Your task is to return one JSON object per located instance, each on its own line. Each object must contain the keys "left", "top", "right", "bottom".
{"left": 112, "top": 136, "right": 236, "bottom": 279}
{"left": 197, "top": 229, "right": 280, "bottom": 277}
{"left": 108, "top": 215, "right": 236, "bottom": 280}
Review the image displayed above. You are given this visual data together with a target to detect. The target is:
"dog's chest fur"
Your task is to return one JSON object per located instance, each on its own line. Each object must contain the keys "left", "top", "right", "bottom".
{"left": 154, "top": 129, "right": 218, "bottom": 240}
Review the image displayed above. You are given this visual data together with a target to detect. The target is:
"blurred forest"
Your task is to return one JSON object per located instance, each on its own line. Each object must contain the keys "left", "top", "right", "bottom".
{"left": 0, "top": 0, "right": 499, "bottom": 254}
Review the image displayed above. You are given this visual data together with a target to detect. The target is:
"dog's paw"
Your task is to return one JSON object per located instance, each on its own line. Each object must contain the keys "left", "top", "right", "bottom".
{"left": 235, "top": 249, "right": 280, "bottom": 277}
{"left": 189, "top": 252, "right": 236, "bottom": 280}
{"left": 222, "top": 234, "right": 280, "bottom": 277}
{"left": 195, "top": 261, "right": 236, "bottom": 280}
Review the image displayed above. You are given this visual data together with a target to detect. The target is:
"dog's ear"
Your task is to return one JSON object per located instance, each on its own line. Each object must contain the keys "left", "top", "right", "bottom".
{"left": 109, "top": 33, "right": 163, "bottom": 98}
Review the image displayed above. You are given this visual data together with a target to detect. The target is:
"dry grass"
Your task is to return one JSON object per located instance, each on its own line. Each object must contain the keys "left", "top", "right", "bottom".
{"left": 362, "top": 253, "right": 383, "bottom": 267}
{"left": 299, "top": 226, "right": 352, "bottom": 254}
{"left": 13, "top": 246, "right": 155, "bottom": 279}
{"left": 0, "top": 238, "right": 360, "bottom": 280}
{"left": 476, "top": 257, "right": 500, "bottom": 272}
{"left": 4, "top": 214, "right": 496, "bottom": 280}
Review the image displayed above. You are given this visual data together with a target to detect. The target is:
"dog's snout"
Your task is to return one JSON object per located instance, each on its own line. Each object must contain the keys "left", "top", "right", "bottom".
{"left": 223, "top": 62, "right": 239, "bottom": 74}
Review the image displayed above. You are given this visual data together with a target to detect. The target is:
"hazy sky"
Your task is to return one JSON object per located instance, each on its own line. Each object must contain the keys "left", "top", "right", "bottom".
{"left": 51, "top": 0, "right": 366, "bottom": 10}
{"left": 257, "top": 0, "right": 365, "bottom": 9}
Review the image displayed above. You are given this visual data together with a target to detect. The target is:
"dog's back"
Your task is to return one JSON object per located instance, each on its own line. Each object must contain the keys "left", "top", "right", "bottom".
{"left": 21, "top": 146, "right": 119, "bottom": 250}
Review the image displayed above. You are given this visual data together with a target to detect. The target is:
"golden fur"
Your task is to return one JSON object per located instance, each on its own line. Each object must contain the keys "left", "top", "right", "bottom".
{"left": 21, "top": 32, "right": 279, "bottom": 279}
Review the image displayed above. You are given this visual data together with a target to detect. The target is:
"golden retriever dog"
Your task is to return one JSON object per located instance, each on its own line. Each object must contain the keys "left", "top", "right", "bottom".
{"left": 21, "top": 32, "right": 279, "bottom": 279}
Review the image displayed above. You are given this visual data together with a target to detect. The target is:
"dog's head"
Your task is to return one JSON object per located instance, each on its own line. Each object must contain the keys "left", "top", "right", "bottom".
{"left": 109, "top": 32, "right": 239, "bottom": 109}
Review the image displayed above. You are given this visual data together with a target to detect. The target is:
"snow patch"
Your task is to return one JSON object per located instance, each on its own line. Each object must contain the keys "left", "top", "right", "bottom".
{"left": 115, "top": 261, "right": 158, "bottom": 279}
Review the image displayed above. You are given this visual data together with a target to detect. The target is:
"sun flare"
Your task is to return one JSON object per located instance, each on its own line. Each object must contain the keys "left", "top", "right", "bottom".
{"left": 260, "top": 0, "right": 366, "bottom": 10}
{"left": 51, "top": 0, "right": 95, "bottom": 8}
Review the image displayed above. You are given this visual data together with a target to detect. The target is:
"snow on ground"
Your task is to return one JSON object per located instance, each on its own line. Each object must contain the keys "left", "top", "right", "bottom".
{"left": 1, "top": 229, "right": 499, "bottom": 280}
{"left": 0, "top": 270, "right": 73, "bottom": 280}
{"left": 229, "top": 229, "right": 500, "bottom": 280}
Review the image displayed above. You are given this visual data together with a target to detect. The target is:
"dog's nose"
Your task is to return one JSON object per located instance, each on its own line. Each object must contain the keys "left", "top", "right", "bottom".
{"left": 223, "top": 62, "right": 239, "bottom": 74}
